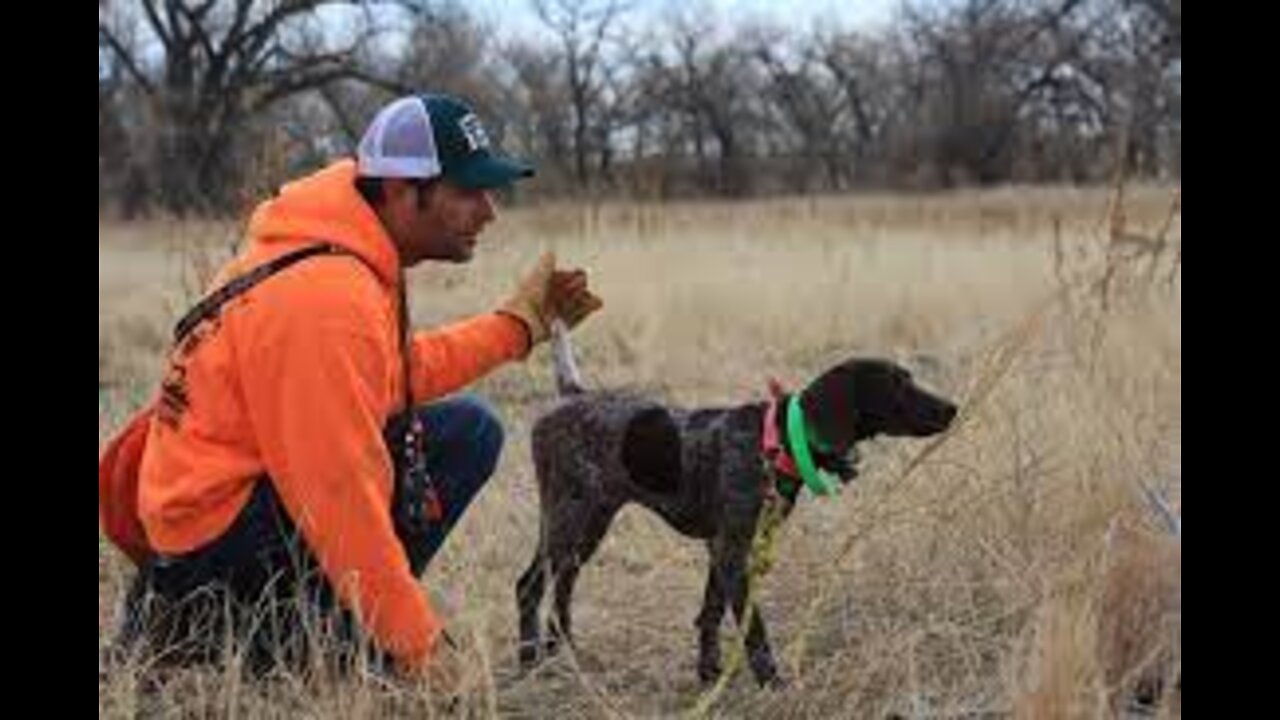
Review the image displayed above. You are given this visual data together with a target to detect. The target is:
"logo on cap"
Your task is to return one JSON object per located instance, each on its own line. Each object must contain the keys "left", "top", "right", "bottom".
{"left": 459, "top": 114, "right": 491, "bottom": 152}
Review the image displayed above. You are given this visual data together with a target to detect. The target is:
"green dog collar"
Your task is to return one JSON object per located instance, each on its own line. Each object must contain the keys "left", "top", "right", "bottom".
{"left": 786, "top": 395, "right": 839, "bottom": 496}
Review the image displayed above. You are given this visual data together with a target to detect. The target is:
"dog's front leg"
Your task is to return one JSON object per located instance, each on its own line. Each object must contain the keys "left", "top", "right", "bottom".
{"left": 695, "top": 561, "right": 727, "bottom": 685}
{"left": 713, "top": 532, "right": 785, "bottom": 688}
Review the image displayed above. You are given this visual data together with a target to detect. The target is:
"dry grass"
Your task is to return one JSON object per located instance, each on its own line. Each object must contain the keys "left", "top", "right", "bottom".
{"left": 99, "top": 185, "right": 1180, "bottom": 718}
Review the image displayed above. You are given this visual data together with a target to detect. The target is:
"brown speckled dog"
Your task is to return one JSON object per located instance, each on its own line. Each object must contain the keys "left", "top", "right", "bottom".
{"left": 518, "top": 324, "right": 957, "bottom": 686}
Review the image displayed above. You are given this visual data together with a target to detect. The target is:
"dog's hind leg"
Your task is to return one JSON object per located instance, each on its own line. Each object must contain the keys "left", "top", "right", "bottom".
{"left": 547, "top": 503, "right": 620, "bottom": 656}
{"left": 522, "top": 425, "right": 576, "bottom": 669}
{"left": 517, "top": 538, "right": 550, "bottom": 669}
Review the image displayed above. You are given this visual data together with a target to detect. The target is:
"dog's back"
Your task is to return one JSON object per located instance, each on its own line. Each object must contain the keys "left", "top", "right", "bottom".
{"left": 538, "top": 319, "right": 654, "bottom": 504}
{"left": 534, "top": 321, "right": 756, "bottom": 536}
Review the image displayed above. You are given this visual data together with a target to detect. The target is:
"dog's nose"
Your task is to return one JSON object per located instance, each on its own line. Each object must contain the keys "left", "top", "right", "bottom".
{"left": 939, "top": 402, "right": 958, "bottom": 427}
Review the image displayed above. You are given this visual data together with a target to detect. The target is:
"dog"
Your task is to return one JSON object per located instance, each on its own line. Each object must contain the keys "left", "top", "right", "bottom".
{"left": 517, "top": 322, "right": 957, "bottom": 686}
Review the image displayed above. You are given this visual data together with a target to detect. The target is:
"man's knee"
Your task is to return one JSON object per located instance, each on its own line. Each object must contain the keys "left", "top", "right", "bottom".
{"left": 449, "top": 394, "right": 504, "bottom": 455}
{"left": 421, "top": 395, "right": 505, "bottom": 473}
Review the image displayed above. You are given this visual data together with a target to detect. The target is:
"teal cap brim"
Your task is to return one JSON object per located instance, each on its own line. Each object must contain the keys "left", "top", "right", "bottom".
{"left": 449, "top": 153, "right": 535, "bottom": 189}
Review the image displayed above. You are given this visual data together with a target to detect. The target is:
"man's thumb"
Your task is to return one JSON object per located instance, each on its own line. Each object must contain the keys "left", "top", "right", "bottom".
{"left": 532, "top": 251, "right": 557, "bottom": 279}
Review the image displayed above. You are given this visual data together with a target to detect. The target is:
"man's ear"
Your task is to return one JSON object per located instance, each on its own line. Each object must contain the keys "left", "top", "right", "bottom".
{"left": 411, "top": 178, "right": 439, "bottom": 211}
{"left": 381, "top": 177, "right": 416, "bottom": 209}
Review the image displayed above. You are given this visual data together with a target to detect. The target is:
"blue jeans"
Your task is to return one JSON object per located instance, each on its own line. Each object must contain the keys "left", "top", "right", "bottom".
{"left": 399, "top": 395, "right": 505, "bottom": 574}
{"left": 120, "top": 395, "right": 504, "bottom": 671}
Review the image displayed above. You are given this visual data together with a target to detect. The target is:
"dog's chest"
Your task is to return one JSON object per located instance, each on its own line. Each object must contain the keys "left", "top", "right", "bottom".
{"left": 661, "top": 408, "right": 767, "bottom": 528}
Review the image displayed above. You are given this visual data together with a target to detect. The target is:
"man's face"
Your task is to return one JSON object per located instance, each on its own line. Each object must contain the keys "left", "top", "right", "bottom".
{"left": 390, "top": 179, "right": 497, "bottom": 266}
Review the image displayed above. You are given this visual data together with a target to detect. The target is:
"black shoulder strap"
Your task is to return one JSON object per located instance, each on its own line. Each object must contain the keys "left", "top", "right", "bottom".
{"left": 172, "top": 243, "right": 346, "bottom": 343}
{"left": 170, "top": 241, "right": 415, "bottom": 414}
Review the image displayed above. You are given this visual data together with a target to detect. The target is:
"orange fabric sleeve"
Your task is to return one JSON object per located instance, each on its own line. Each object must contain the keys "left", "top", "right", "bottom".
{"left": 408, "top": 312, "right": 529, "bottom": 402}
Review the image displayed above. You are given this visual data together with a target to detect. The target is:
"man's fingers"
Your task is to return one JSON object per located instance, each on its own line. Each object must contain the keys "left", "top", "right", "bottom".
{"left": 551, "top": 270, "right": 587, "bottom": 293}
{"left": 545, "top": 265, "right": 600, "bottom": 328}
{"left": 563, "top": 291, "right": 603, "bottom": 327}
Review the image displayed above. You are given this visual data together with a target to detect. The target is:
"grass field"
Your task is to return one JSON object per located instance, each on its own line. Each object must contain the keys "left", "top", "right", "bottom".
{"left": 99, "top": 185, "right": 1181, "bottom": 718}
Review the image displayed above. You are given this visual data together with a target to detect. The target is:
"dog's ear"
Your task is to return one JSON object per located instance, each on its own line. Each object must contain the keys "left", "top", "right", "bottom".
{"left": 622, "top": 407, "right": 682, "bottom": 494}
{"left": 801, "top": 363, "right": 865, "bottom": 448}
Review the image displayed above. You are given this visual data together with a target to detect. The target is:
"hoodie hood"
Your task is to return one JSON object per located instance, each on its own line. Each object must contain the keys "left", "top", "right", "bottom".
{"left": 246, "top": 159, "right": 400, "bottom": 286}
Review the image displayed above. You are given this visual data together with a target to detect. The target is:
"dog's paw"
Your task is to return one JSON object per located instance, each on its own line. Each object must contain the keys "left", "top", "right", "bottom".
{"left": 543, "top": 630, "right": 565, "bottom": 657}
{"left": 697, "top": 660, "right": 723, "bottom": 687}
{"left": 518, "top": 634, "right": 565, "bottom": 669}
{"left": 749, "top": 652, "right": 787, "bottom": 689}
{"left": 760, "top": 671, "right": 790, "bottom": 691}
{"left": 517, "top": 640, "right": 542, "bottom": 670}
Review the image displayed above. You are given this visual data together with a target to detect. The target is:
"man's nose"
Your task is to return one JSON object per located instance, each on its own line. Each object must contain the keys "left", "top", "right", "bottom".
{"left": 477, "top": 190, "right": 496, "bottom": 223}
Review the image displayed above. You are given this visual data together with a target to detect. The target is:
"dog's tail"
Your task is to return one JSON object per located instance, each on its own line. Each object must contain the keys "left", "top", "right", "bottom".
{"left": 550, "top": 318, "right": 586, "bottom": 396}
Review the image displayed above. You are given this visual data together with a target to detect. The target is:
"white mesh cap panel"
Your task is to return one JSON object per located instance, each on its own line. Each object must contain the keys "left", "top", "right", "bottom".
{"left": 356, "top": 97, "right": 442, "bottom": 179}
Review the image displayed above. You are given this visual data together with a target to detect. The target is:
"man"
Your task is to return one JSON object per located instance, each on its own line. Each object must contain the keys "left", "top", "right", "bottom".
{"left": 100, "top": 93, "right": 601, "bottom": 686}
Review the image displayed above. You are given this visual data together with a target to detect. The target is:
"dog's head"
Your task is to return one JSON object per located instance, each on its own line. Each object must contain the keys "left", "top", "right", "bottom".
{"left": 798, "top": 357, "right": 957, "bottom": 480}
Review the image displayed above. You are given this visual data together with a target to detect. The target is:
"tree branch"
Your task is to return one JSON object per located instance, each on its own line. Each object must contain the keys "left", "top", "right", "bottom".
{"left": 99, "top": 23, "right": 155, "bottom": 94}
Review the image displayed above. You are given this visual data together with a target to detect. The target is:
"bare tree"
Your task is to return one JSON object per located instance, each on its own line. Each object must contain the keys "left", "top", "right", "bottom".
{"left": 817, "top": 31, "right": 904, "bottom": 186}
{"left": 1129, "top": 0, "right": 1179, "bottom": 60}
{"left": 753, "top": 31, "right": 848, "bottom": 191}
{"left": 504, "top": 40, "right": 572, "bottom": 186}
{"left": 1084, "top": 0, "right": 1180, "bottom": 177}
{"left": 399, "top": 3, "right": 500, "bottom": 112}
{"left": 647, "top": 13, "right": 762, "bottom": 195}
{"left": 98, "top": 0, "right": 1180, "bottom": 209}
{"left": 532, "top": 0, "right": 630, "bottom": 189}
{"left": 896, "top": 0, "right": 1095, "bottom": 186}
{"left": 98, "top": 0, "right": 407, "bottom": 214}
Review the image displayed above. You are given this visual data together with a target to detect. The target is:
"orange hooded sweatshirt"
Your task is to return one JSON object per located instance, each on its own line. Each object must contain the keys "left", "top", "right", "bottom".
{"left": 133, "top": 159, "right": 527, "bottom": 671}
